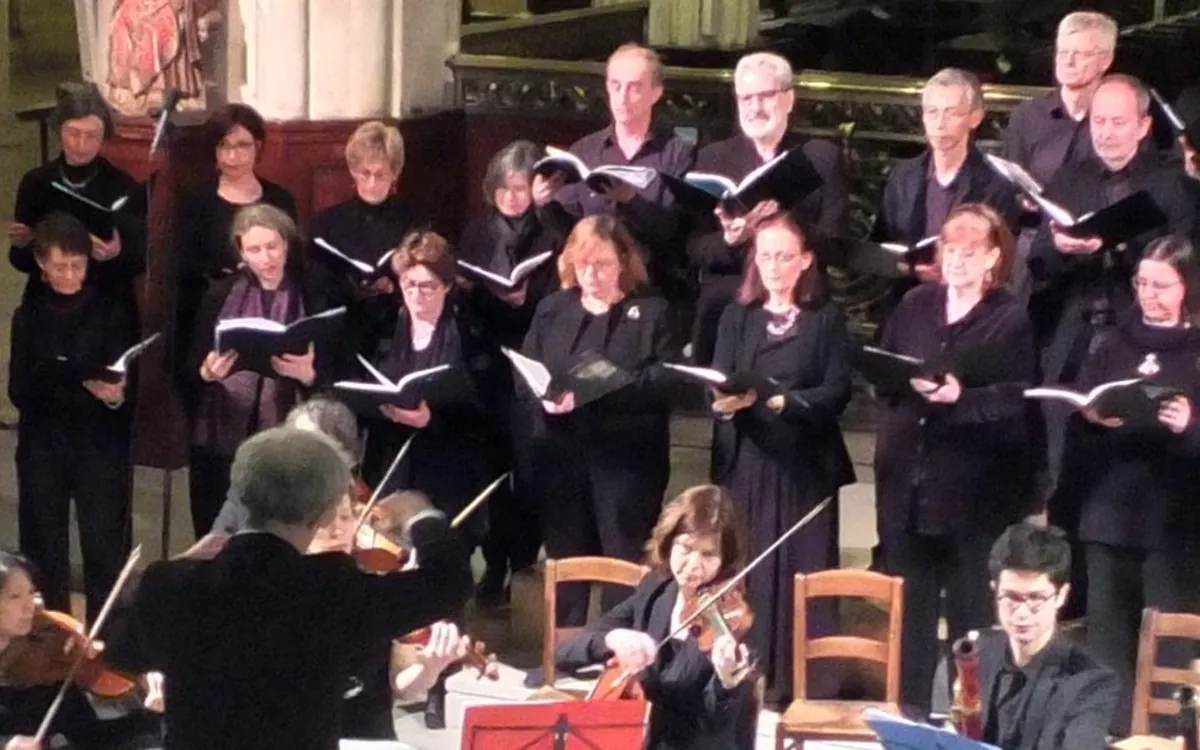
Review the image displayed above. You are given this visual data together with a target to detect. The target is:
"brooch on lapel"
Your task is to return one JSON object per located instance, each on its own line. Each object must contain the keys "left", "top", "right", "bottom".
{"left": 1138, "top": 353, "right": 1161, "bottom": 377}
{"left": 627, "top": 305, "right": 640, "bottom": 320}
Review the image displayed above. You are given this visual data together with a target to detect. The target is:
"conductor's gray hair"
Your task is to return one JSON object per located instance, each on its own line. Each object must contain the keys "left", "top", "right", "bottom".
{"left": 922, "top": 68, "right": 985, "bottom": 112}
{"left": 232, "top": 427, "right": 350, "bottom": 528}
{"left": 1057, "top": 11, "right": 1118, "bottom": 52}
{"left": 734, "top": 52, "right": 794, "bottom": 92}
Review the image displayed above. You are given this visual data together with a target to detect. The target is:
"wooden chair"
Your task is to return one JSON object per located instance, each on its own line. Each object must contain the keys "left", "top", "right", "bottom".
{"left": 540, "top": 556, "right": 647, "bottom": 686}
{"left": 776, "top": 569, "right": 904, "bottom": 749}
{"left": 1131, "top": 608, "right": 1200, "bottom": 735}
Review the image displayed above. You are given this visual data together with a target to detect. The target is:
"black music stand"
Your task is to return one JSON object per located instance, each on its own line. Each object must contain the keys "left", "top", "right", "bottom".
{"left": 460, "top": 700, "right": 647, "bottom": 750}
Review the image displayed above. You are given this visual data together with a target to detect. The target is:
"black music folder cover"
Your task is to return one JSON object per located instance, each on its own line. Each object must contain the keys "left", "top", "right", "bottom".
{"left": 456, "top": 250, "right": 554, "bottom": 290}
{"left": 214, "top": 307, "right": 346, "bottom": 377}
{"left": 332, "top": 355, "right": 467, "bottom": 412}
{"left": 313, "top": 237, "right": 395, "bottom": 279}
{"left": 663, "top": 363, "right": 782, "bottom": 397}
{"left": 1024, "top": 378, "right": 1181, "bottom": 428}
{"left": 852, "top": 345, "right": 929, "bottom": 394}
{"left": 501, "top": 347, "right": 634, "bottom": 408}
{"left": 47, "top": 182, "right": 129, "bottom": 241}
{"left": 532, "top": 147, "right": 658, "bottom": 193}
{"left": 58, "top": 331, "right": 161, "bottom": 384}
{"left": 842, "top": 236, "right": 938, "bottom": 279}
{"left": 660, "top": 146, "right": 825, "bottom": 216}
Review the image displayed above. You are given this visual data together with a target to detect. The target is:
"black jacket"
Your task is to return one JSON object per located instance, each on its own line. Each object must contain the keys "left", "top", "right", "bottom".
{"left": 1028, "top": 149, "right": 1198, "bottom": 383}
{"left": 877, "top": 146, "right": 1020, "bottom": 246}
{"left": 978, "top": 630, "right": 1119, "bottom": 750}
{"left": 710, "top": 300, "right": 856, "bottom": 498}
{"left": 1059, "top": 315, "right": 1200, "bottom": 549}
{"left": 686, "top": 132, "right": 849, "bottom": 276}
{"left": 874, "top": 284, "right": 1036, "bottom": 543}
{"left": 104, "top": 516, "right": 472, "bottom": 750}
{"left": 556, "top": 573, "right": 753, "bottom": 750}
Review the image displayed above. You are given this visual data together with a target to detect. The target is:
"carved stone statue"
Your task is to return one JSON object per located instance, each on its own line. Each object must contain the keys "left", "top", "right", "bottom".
{"left": 104, "top": 0, "right": 223, "bottom": 116}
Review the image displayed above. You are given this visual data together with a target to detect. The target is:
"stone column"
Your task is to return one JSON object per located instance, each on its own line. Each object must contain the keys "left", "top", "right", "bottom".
{"left": 237, "top": 0, "right": 460, "bottom": 120}
{"left": 647, "top": 0, "right": 757, "bottom": 49}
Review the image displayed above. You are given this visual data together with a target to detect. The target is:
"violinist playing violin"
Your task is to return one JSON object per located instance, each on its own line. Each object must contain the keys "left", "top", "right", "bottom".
{"left": 103, "top": 427, "right": 472, "bottom": 750}
{"left": 0, "top": 551, "right": 159, "bottom": 750}
{"left": 555, "top": 485, "right": 756, "bottom": 750}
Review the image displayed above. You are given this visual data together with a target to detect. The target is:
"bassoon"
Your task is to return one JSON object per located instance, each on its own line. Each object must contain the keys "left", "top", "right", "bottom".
{"left": 951, "top": 631, "right": 983, "bottom": 739}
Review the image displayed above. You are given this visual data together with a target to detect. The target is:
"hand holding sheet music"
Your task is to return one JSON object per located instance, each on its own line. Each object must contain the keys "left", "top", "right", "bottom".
{"left": 313, "top": 237, "right": 396, "bottom": 280}
{"left": 663, "top": 363, "right": 781, "bottom": 397}
{"left": 456, "top": 251, "right": 554, "bottom": 291}
{"left": 48, "top": 182, "right": 129, "bottom": 241}
{"left": 333, "top": 355, "right": 457, "bottom": 413}
{"left": 532, "top": 146, "right": 658, "bottom": 193}
{"left": 501, "top": 347, "right": 634, "bottom": 409}
{"left": 843, "top": 236, "right": 938, "bottom": 279}
{"left": 661, "top": 147, "right": 825, "bottom": 216}
{"left": 214, "top": 307, "right": 346, "bottom": 378}
{"left": 1023, "top": 378, "right": 1183, "bottom": 429}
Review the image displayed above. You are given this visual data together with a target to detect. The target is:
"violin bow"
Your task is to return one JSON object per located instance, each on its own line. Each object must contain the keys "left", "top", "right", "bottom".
{"left": 450, "top": 471, "right": 511, "bottom": 529}
{"left": 349, "top": 434, "right": 415, "bottom": 544}
{"left": 35, "top": 545, "right": 144, "bottom": 743}
{"left": 596, "top": 496, "right": 835, "bottom": 696}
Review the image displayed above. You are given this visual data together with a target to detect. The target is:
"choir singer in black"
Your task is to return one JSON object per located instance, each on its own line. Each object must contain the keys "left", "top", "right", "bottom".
{"left": 9, "top": 212, "right": 136, "bottom": 623}
{"left": 187, "top": 204, "right": 339, "bottom": 538}
{"left": 1027, "top": 74, "right": 1198, "bottom": 595}
{"left": 176, "top": 103, "right": 297, "bottom": 379}
{"left": 685, "top": 51, "right": 848, "bottom": 365}
{"left": 534, "top": 43, "right": 695, "bottom": 298}
{"left": 709, "top": 211, "right": 854, "bottom": 703}
{"left": 874, "top": 204, "right": 1036, "bottom": 715}
{"left": 8, "top": 84, "right": 144, "bottom": 306}
{"left": 521, "top": 215, "right": 676, "bottom": 626}
{"left": 877, "top": 69, "right": 1018, "bottom": 284}
{"left": 458, "top": 140, "right": 563, "bottom": 603}
{"left": 360, "top": 230, "right": 495, "bottom": 535}
{"left": 1055, "top": 235, "right": 1200, "bottom": 734}
{"left": 104, "top": 427, "right": 473, "bottom": 750}
{"left": 310, "top": 121, "right": 428, "bottom": 361}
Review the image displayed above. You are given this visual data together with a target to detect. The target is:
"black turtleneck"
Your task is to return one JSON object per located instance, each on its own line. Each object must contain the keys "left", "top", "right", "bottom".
{"left": 7, "top": 283, "right": 135, "bottom": 434}
{"left": 1067, "top": 314, "right": 1200, "bottom": 548}
{"left": 9, "top": 155, "right": 145, "bottom": 304}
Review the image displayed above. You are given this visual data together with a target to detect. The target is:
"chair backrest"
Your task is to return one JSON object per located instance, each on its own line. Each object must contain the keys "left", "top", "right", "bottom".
{"left": 1131, "top": 608, "right": 1200, "bottom": 734}
{"left": 792, "top": 568, "right": 905, "bottom": 702}
{"left": 541, "top": 556, "right": 647, "bottom": 686}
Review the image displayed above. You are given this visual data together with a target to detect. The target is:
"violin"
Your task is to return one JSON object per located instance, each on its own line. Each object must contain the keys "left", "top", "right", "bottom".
{"left": 348, "top": 476, "right": 411, "bottom": 573}
{"left": 396, "top": 626, "right": 500, "bottom": 681}
{"left": 682, "top": 583, "right": 754, "bottom": 652}
{"left": 0, "top": 608, "right": 138, "bottom": 699}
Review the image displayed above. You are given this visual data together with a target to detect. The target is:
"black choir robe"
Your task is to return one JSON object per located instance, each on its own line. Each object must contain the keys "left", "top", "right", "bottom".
{"left": 360, "top": 300, "right": 497, "bottom": 532}
{"left": 556, "top": 573, "right": 754, "bottom": 750}
{"left": 309, "top": 194, "right": 428, "bottom": 360}
{"left": 521, "top": 289, "right": 676, "bottom": 622}
{"left": 977, "top": 629, "right": 1119, "bottom": 750}
{"left": 9, "top": 155, "right": 145, "bottom": 304}
{"left": 9, "top": 285, "right": 136, "bottom": 620}
{"left": 103, "top": 517, "right": 473, "bottom": 750}
{"left": 685, "top": 132, "right": 848, "bottom": 364}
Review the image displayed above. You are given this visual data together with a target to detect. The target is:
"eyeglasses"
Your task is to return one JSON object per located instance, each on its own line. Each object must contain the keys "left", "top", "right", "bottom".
{"left": 573, "top": 259, "right": 619, "bottom": 274}
{"left": 218, "top": 140, "right": 256, "bottom": 153}
{"left": 940, "top": 244, "right": 989, "bottom": 260}
{"left": 736, "top": 89, "right": 786, "bottom": 107}
{"left": 1055, "top": 48, "right": 1107, "bottom": 61}
{"left": 1132, "top": 277, "right": 1183, "bottom": 295}
{"left": 996, "top": 590, "right": 1059, "bottom": 613}
{"left": 400, "top": 280, "right": 443, "bottom": 296}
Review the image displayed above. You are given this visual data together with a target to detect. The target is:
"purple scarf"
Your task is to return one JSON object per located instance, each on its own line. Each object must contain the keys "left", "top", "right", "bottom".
{"left": 192, "top": 272, "right": 306, "bottom": 455}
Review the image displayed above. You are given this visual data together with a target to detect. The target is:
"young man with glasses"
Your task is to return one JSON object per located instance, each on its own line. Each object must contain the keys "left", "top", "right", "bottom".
{"left": 972, "top": 522, "right": 1118, "bottom": 750}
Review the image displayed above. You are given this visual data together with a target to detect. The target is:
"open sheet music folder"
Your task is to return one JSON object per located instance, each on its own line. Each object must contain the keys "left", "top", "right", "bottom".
{"left": 864, "top": 708, "right": 1000, "bottom": 750}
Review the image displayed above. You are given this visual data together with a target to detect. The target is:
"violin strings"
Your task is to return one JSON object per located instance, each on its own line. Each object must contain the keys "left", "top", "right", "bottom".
{"left": 349, "top": 433, "right": 415, "bottom": 543}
